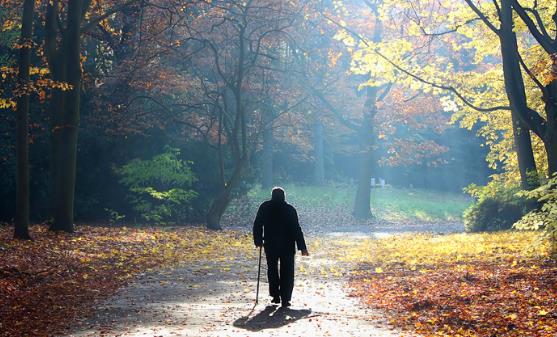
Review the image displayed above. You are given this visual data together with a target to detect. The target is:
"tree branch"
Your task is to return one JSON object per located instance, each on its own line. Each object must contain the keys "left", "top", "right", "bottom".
{"left": 323, "top": 14, "right": 511, "bottom": 113}
{"left": 462, "top": 0, "right": 500, "bottom": 35}
{"left": 511, "top": 0, "right": 555, "bottom": 52}
{"left": 81, "top": 0, "right": 139, "bottom": 33}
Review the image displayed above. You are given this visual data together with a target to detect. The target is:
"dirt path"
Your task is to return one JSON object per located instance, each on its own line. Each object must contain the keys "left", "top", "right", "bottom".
{"left": 65, "top": 235, "right": 410, "bottom": 337}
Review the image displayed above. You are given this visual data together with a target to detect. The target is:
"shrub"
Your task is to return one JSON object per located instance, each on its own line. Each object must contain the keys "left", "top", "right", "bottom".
{"left": 463, "top": 181, "right": 530, "bottom": 232}
{"left": 115, "top": 147, "right": 197, "bottom": 224}
{"left": 515, "top": 175, "right": 557, "bottom": 255}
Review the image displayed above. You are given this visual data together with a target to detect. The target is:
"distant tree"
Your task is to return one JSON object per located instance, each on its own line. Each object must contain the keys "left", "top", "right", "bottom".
{"left": 333, "top": 0, "right": 546, "bottom": 188}
{"left": 176, "top": 0, "right": 307, "bottom": 229}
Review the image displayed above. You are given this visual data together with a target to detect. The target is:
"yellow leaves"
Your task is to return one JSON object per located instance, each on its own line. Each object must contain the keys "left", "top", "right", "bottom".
{"left": 0, "top": 98, "right": 16, "bottom": 110}
{"left": 538, "top": 309, "right": 548, "bottom": 316}
{"left": 27, "top": 67, "right": 49, "bottom": 76}
{"left": 374, "top": 267, "right": 383, "bottom": 273}
{"left": 341, "top": 231, "right": 548, "bottom": 272}
{"left": 1, "top": 19, "right": 17, "bottom": 32}
{"left": 333, "top": 29, "right": 356, "bottom": 48}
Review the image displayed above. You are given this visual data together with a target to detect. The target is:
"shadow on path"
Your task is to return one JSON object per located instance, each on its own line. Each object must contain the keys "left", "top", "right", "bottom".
{"left": 233, "top": 305, "right": 313, "bottom": 331}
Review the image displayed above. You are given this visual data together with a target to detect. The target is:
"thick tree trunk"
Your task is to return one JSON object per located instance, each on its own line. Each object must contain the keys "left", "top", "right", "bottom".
{"left": 511, "top": 114, "right": 539, "bottom": 188}
{"left": 353, "top": 87, "right": 378, "bottom": 219}
{"left": 51, "top": 0, "right": 84, "bottom": 232}
{"left": 14, "top": 0, "right": 35, "bottom": 240}
{"left": 499, "top": 0, "right": 539, "bottom": 189}
{"left": 544, "top": 132, "right": 557, "bottom": 176}
{"left": 544, "top": 81, "right": 557, "bottom": 175}
{"left": 206, "top": 160, "right": 246, "bottom": 230}
{"left": 206, "top": 187, "right": 231, "bottom": 230}
{"left": 313, "top": 117, "right": 325, "bottom": 186}
{"left": 49, "top": 80, "right": 64, "bottom": 227}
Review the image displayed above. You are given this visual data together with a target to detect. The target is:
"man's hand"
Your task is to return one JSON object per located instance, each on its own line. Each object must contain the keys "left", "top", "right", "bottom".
{"left": 301, "top": 249, "right": 309, "bottom": 256}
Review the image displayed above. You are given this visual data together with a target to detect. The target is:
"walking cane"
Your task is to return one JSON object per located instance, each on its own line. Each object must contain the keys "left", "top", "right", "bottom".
{"left": 255, "top": 245, "right": 263, "bottom": 306}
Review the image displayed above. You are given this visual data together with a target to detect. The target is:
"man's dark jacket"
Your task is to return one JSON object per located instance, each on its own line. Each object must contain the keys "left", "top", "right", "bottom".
{"left": 253, "top": 200, "right": 307, "bottom": 255}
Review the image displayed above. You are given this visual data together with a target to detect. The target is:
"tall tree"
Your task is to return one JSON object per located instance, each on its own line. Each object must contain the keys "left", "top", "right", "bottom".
{"left": 511, "top": 0, "right": 557, "bottom": 175}
{"left": 14, "top": 0, "right": 34, "bottom": 240}
{"left": 353, "top": 86, "right": 380, "bottom": 218}
{"left": 337, "top": 0, "right": 544, "bottom": 186}
{"left": 45, "top": 0, "right": 139, "bottom": 231}
{"left": 45, "top": 0, "right": 89, "bottom": 232}
{"left": 456, "top": 0, "right": 540, "bottom": 189}
{"left": 352, "top": 1, "right": 384, "bottom": 218}
{"left": 176, "top": 0, "right": 304, "bottom": 229}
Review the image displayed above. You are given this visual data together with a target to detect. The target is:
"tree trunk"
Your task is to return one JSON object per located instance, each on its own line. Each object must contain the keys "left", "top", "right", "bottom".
{"left": 206, "top": 187, "right": 231, "bottom": 230}
{"left": 353, "top": 87, "right": 378, "bottom": 219}
{"left": 499, "top": 0, "right": 539, "bottom": 189}
{"left": 544, "top": 81, "right": 557, "bottom": 175}
{"left": 353, "top": 4, "right": 382, "bottom": 219}
{"left": 511, "top": 114, "right": 539, "bottom": 188}
{"left": 14, "top": 0, "right": 34, "bottom": 240}
{"left": 206, "top": 160, "right": 246, "bottom": 230}
{"left": 353, "top": 142, "right": 374, "bottom": 218}
{"left": 51, "top": 0, "right": 84, "bottom": 232}
{"left": 313, "top": 117, "right": 325, "bottom": 186}
{"left": 261, "top": 109, "right": 274, "bottom": 188}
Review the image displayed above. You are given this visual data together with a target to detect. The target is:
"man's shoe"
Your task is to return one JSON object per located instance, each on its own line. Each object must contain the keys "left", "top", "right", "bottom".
{"left": 281, "top": 301, "right": 291, "bottom": 307}
{"left": 271, "top": 296, "right": 280, "bottom": 304}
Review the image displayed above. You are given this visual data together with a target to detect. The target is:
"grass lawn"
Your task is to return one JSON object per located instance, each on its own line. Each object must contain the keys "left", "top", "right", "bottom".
{"left": 243, "top": 184, "right": 471, "bottom": 223}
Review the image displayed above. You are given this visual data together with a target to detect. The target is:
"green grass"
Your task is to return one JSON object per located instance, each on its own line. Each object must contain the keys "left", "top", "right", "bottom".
{"left": 246, "top": 184, "right": 471, "bottom": 223}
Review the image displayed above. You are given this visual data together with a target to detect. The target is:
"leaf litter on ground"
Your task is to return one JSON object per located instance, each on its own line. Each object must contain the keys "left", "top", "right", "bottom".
{"left": 345, "top": 232, "right": 557, "bottom": 337}
{"left": 0, "top": 224, "right": 253, "bottom": 337}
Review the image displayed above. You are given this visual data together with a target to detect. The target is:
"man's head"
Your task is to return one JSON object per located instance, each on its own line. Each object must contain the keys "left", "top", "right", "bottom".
{"left": 271, "top": 186, "right": 285, "bottom": 202}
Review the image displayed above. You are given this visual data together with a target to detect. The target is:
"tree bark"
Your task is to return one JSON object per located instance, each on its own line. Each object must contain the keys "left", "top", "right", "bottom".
{"left": 353, "top": 87, "right": 378, "bottom": 219}
{"left": 353, "top": 2, "right": 382, "bottom": 219}
{"left": 499, "top": 0, "right": 539, "bottom": 188}
{"left": 511, "top": 113, "right": 538, "bottom": 188}
{"left": 206, "top": 187, "right": 231, "bottom": 230}
{"left": 50, "top": 0, "right": 85, "bottom": 232}
{"left": 206, "top": 160, "right": 246, "bottom": 230}
{"left": 262, "top": 108, "right": 274, "bottom": 188}
{"left": 544, "top": 81, "right": 557, "bottom": 175}
{"left": 313, "top": 116, "right": 325, "bottom": 186}
{"left": 507, "top": 0, "right": 557, "bottom": 176}
{"left": 14, "top": 0, "right": 35, "bottom": 240}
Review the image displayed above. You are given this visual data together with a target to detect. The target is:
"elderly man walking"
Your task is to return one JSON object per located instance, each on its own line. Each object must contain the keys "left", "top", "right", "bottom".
{"left": 253, "top": 187, "right": 309, "bottom": 307}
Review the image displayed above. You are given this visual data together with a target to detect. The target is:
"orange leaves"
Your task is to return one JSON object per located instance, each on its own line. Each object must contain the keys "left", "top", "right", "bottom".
{"left": 350, "top": 258, "right": 557, "bottom": 337}
{"left": 0, "top": 224, "right": 251, "bottom": 337}
{"left": 328, "top": 50, "right": 343, "bottom": 67}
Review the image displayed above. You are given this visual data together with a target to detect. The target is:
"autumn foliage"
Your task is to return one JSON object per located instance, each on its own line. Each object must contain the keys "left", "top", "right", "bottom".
{"left": 347, "top": 233, "right": 557, "bottom": 336}
{"left": 0, "top": 224, "right": 251, "bottom": 337}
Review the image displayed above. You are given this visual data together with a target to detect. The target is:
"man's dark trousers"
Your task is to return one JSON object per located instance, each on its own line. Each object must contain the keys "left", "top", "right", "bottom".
{"left": 265, "top": 248, "right": 295, "bottom": 302}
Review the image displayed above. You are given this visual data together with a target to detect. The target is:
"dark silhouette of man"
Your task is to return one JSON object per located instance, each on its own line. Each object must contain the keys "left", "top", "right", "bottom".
{"left": 253, "top": 187, "right": 309, "bottom": 307}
